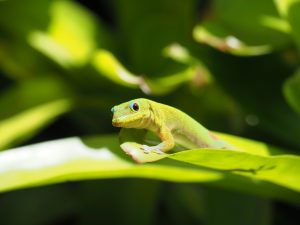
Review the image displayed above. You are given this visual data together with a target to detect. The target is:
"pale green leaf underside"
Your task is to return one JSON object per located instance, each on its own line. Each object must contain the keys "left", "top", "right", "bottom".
{"left": 0, "top": 134, "right": 300, "bottom": 206}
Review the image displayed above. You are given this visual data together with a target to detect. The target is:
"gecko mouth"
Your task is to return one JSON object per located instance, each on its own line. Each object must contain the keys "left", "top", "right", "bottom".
{"left": 112, "top": 116, "right": 132, "bottom": 127}
{"left": 112, "top": 114, "right": 143, "bottom": 128}
{"left": 112, "top": 119, "right": 122, "bottom": 127}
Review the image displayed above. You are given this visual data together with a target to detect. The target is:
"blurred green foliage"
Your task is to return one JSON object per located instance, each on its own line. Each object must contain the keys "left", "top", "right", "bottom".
{"left": 0, "top": 0, "right": 300, "bottom": 224}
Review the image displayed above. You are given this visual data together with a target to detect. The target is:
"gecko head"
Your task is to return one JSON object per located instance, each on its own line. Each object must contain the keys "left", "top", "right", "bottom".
{"left": 111, "top": 98, "right": 151, "bottom": 128}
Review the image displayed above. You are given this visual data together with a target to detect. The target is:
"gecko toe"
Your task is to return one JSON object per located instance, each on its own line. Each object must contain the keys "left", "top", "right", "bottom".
{"left": 154, "top": 149, "right": 163, "bottom": 154}
{"left": 142, "top": 145, "right": 151, "bottom": 154}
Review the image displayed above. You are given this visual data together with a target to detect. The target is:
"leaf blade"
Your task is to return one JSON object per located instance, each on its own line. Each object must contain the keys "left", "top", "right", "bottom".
{"left": 0, "top": 135, "right": 300, "bottom": 207}
{"left": 0, "top": 99, "right": 72, "bottom": 150}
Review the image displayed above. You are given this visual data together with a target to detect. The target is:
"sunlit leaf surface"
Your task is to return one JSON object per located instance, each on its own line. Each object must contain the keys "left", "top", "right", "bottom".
{"left": 0, "top": 136, "right": 221, "bottom": 192}
{"left": 0, "top": 134, "right": 300, "bottom": 207}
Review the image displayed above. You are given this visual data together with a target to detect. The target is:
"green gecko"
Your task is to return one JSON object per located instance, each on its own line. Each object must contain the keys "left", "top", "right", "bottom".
{"left": 111, "top": 98, "right": 234, "bottom": 154}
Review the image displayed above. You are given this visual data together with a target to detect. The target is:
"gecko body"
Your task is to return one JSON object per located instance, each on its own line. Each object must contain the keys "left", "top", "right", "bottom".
{"left": 111, "top": 98, "right": 234, "bottom": 154}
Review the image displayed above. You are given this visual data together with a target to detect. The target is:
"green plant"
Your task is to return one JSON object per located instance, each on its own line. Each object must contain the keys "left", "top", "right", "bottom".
{"left": 0, "top": 0, "right": 300, "bottom": 224}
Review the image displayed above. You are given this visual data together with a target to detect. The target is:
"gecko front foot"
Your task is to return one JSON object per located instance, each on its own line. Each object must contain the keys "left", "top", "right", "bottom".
{"left": 141, "top": 145, "right": 164, "bottom": 154}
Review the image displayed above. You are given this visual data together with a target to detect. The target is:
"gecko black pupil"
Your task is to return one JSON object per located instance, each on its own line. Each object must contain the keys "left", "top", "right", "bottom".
{"left": 133, "top": 103, "right": 139, "bottom": 111}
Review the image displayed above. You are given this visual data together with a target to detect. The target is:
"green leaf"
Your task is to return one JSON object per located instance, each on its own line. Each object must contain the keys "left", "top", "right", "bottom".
{"left": 1, "top": 135, "right": 300, "bottom": 207}
{"left": 142, "top": 67, "right": 198, "bottom": 95}
{"left": 169, "top": 149, "right": 300, "bottom": 193}
{"left": 0, "top": 99, "right": 72, "bottom": 150}
{"left": 0, "top": 136, "right": 221, "bottom": 192}
{"left": 0, "top": 76, "right": 73, "bottom": 150}
{"left": 92, "top": 49, "right": 143, "bottom": 88}
{"left": 214, "top": 132, "right": 284, "bottom": 156}
{"left": 92, "top": 49, "right": 203, "bottom": 95}
{"left": 118, "top": 128, "right": 300, "bottom": 198}
{"left": 284, "top": 68, "right": 300, "bottom": 115}
{"left": 0, "top": 77, "right": 72, "bottom": 119}
{"left": 279, "top": 0, "right": 300, "bottom": 51}
{"left": 208, "top": 0, "right": 290, "bottom": 48}
{"left": 29, "top": 0, "right": 110, "bottom": 67}
{"left": 118, "top": 128, "right": 283, "bottom": 164}
{"left": 193, "top": 22, "right": 272, "bottom": 56}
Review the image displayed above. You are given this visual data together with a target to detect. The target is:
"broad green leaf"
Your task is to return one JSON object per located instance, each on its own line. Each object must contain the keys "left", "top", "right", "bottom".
{"left": 0, "top": 136, "right": 221, "bottom": 192}
{"left": 0, "top": 136, "right": 300, "bottom": 207}
{"left": 119, "top": 129, "right": 283, "bottom": 164}
{"left": 118, "top": 128, "right": 300, "bottom": 195}
{"left": 29, "top": 31, "right": 74, "bottom": 68}
{"left": 0, "top": 99, "right": 72, "bottom": 150}
{"left": 214, "top": 132, "right": 284, "bottom": 156}
{"left": 169, "top": 149, "right": 300, "bottom": 193}
{"left": 1, "top": 135, "right": 300, "bottom": 206}
{"left": 283, "top": 68, "right": 300, "bottom": 114}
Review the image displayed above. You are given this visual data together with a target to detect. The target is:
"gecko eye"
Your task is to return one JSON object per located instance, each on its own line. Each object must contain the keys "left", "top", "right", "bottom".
{"left": 129, "top": 102, "right": 139, "bottom": 112}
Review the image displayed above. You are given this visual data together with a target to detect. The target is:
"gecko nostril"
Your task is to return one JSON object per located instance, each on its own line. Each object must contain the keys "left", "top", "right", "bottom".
{"left": 111, "top": 107, "right": 115, "bottom": 114}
